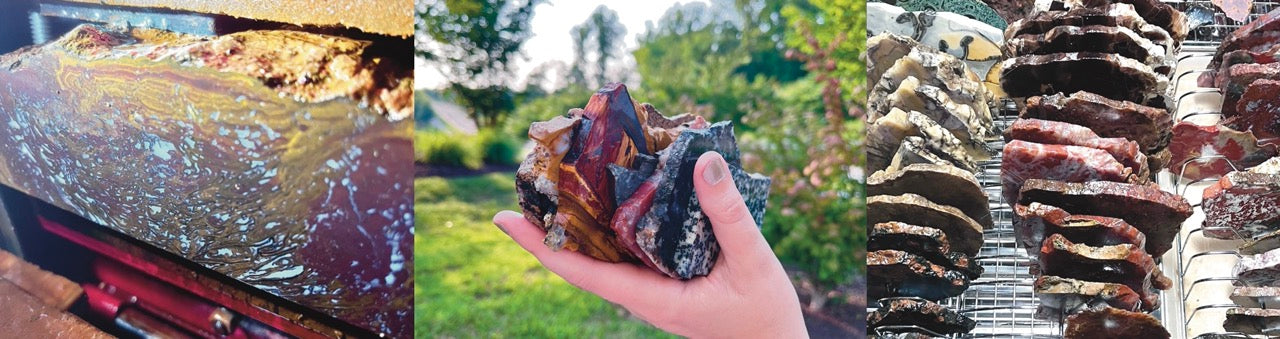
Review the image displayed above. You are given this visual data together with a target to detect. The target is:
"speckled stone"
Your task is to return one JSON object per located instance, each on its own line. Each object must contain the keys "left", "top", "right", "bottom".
{"left": 633, "top": 122, "right": 771, "bottom": 279}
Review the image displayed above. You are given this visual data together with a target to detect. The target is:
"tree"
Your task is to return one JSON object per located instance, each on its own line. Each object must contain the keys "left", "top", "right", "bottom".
{"left": 733, "top": 0, "right": 810, "bottom": 82}
{"left": 568, "top": 6, "right": 626, "bottom": 89}
{"left": 569, "top": 25, "right": 590, "bottom": 86}
{"left": 418, "top": 0, "right": 543, "bottom": 128}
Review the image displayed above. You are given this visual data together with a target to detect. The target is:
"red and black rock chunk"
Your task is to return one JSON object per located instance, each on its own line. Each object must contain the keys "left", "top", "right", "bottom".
{"left": 1220, "top": 62, "right": 1280, "bottom": 117}
{"left": 1168, "top": 122, "right": 1278, "bottom": 181}
{"left": 1228, "top": 78, "right": 1280, "bottom": 141}
{"left": 1202, "top": 170, "right": 1280, "bottom": 239}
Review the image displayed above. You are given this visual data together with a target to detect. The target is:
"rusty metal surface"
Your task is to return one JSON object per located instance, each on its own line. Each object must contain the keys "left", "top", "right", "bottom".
{"left": 0, "top": 25, "right": 413, "bottom": 336}
{"left": 62, "top": 0, "right": 414, "bottom": 37}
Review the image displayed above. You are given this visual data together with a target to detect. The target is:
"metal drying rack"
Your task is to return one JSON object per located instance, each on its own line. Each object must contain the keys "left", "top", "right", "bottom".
{"left": 870, "top": 1, "right": 1280, "bottom": 337}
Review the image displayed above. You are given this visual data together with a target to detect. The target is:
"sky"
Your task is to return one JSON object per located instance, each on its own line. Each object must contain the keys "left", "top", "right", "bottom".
{"left": 416, "top": 0, "right": 705, "bottom": 90}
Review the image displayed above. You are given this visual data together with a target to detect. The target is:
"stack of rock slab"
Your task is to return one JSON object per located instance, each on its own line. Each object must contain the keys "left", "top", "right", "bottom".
{"left": 866, "top": 32, "right": 998, "bottom": 338}
{"left": 998, "top": 1, "right": 1193, "bottom": 336}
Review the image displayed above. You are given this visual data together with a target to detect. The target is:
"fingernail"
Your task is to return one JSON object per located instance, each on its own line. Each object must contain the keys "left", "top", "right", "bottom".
{"left": 494, "top": 220, "right": 509, "bottom": 235}
{"left": 703, "top": 156, "right": 727, "bottom": 185}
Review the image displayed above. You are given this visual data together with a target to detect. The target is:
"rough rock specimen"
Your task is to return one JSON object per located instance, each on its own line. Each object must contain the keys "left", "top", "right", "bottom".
{"left": 1231, "top": 286, "right": 1280, "bottom": 309}
{"left": 1234, "top": 247, "right": 1280, "bottom": 286}
{"left": 868, "top": 194, "right": 986, "bottom": 256}
{"left": 1000, "top": 139, "right": 1135, "bottom": 204}
{"left": 1036, "top": 275, "right": 1151, "bottom": 313}
{"left": 1221, "top": 62, "right": 1280, "bottom": 117}
{"left": 1039, "top": 234, "right": 1168, "bottom": 308}
{"left": 516, "top": 83, "right": 770, "bottom": 279}
{"left": 1211, "top": 8, "right": 1280, "bottom": 70}
{"left": 1243, "top": 229, "right": 1280, "bottom": 255}
{"left": 867, "top": 298, "right": 977, "bottom": 335}
{"left": 1200, "top": 49, "right": 1280, "bottom": 88}
{"left": 870, "top": 47, "right": 994, "bottom": 123}
{"left": 1106, "top": 0, "right": 1189, "bottom": 41}
{"left": 885, "top": 77, "right": 997, "bottom": 155}
{"left": 1015, "top": 202, "right": 1147, "bottom": 256}
{"left": 62, "top": 25, "right": 413, "bottom": 120}
{"left": 869, "top": 250, "right": 971, "bottom": 301}
{"left": 1224, "top": 308, "right": 1280, "bottom": 334}
{"left": 887, "top": 136, "right": 966, "bottom": 173}
{"left": 1169, "top": 122, "right": 1278, "bottom": 181}
{"left": 868, "top": 108, "right": 979, "bottom": 173}
{"left": 1213, "top": 0, "right": 1253, "bottom": 23}
{"left": 868, "top": 164, "right": 992, "bottom": 228}
{"left": 1000, "top": 52, "right": 1168, "bottom": 103}
{"left": 1229, "top": 78, "right": 1280, "bottom": 140}
{"left": 1022, "top": 91, "right": 1172, "bottom": 154}
{"left": 1004, "top": 25, "right": 1169, "bottom": 73}
{"left": 1007, "top": 118, "right": 1150, "bottom": 179}
{"left": 1017, "top": 179, "right": 1192, "bottom": 256}
{"left": 0, "top": 25, "right": 415, "bottom": 334}
{"left": 1203, "top": 170, "right": 1280, "bottom": 239}
{"left": 65, "top": 0, "right": 413, "bottom": 37}
{"left": 868, "top": 34, "right": 920, "bottom": 88}
{"left": 1063, "top": 307, "right": 1170, "bottom": 338}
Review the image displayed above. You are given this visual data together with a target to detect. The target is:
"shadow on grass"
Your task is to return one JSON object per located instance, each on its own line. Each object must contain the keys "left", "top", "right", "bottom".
{"left": 415, "top": 173, "right": 674, "bottom": 338}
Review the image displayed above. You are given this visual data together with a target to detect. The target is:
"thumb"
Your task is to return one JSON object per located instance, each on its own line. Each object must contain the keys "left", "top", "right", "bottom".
{"left": 692, "top": 151, "right": 770, "bottom": 261}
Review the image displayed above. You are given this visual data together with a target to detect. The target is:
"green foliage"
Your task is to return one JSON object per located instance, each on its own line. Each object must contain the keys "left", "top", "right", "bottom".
{"left": 416, "top": 130, "right": 483, "bottom": 169}
{"left": 415, "top": 129, "right": 522, "bottom": 168}
{"left": 632, "top": 1, "right": 806, "bottom": 126}
{"left": 571, "top": 6, "right": 627, "bottom": 89}
{"left": 477, "top": 130, "right": 522, "bottom": 166}
{"left": 416, "top": 175, "right": 673, "bottom": 337}
{"left": 783, "top": 0, "right": 867, "bottom": 108}
{"left": 743, "top": 78, "right": 865, "bottom": 290}
{"left": 419, "top": 0, "right": 542, "bottom": 128}
{"left": 736, "top": 0, "right": 868, "bottom": 292}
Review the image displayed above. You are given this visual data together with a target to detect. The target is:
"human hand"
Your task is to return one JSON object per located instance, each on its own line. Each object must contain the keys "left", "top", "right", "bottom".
{"left": 493, "top": 151, "right": 807, "bottom": 338}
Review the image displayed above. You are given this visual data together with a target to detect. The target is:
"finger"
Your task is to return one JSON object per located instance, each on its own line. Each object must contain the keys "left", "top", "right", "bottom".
{"left": 692, "top": 152, "right": 771, "bottom": 260}
{"left": 493, "top": 210, "right": 681, "bottom": 310}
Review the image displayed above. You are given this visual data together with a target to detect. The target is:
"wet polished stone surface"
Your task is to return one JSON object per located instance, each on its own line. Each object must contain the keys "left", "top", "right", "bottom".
{"left": 0, "top": 25, "right": 412, "bottom": 335}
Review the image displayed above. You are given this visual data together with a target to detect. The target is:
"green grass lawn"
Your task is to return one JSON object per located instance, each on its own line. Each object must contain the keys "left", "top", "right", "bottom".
{"left": 414, "top": 173, "right": 674, "bottom": 338}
